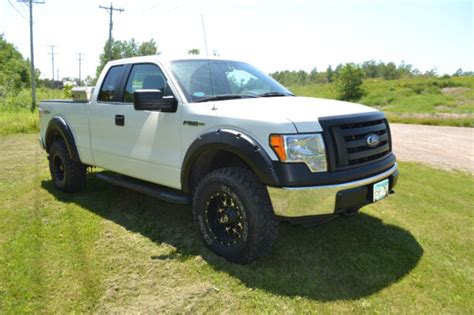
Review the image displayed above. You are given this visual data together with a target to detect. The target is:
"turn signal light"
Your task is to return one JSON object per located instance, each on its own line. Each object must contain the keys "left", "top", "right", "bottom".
{"left": 270, "top": 135, "right": 287, "bottom": 161}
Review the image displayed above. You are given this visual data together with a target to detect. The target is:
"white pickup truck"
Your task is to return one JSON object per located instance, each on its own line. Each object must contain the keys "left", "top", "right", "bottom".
{"left": 39, "top": 56, "right": 398, "bottom": 263}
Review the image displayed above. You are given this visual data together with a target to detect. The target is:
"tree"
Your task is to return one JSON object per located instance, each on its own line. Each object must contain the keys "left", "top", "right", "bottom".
{"left": 335, "top": 63, "right": 365, "bottom": 101}
{"left": 361, "top": 60, "right": 380, "bottom": 78}
{"left": 0, "top": 34, "right": 31, "bottom": 98}
{"left": 326, "top": 65, "right": 334, "bottom": 83}
{"left": 309, "top": 67, "right": 318, "bottom": 83}
{"left": 188, "top": 48, "right": 200, "bottom": 55}
{"left": 139, "top": 39, "right": 158, "bottom": 56}
{"left": 383, "top": 62, "right": 400, "bottom": 80}
{"left": 453, "top": 68, "right": 463, "bottom": 77}
{"left": 95, "top": 38, "right": 159, "bottom": 78}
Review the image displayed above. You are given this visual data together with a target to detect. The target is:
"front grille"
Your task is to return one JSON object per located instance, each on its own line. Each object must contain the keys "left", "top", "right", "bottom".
{"left": 319, "top": 112, "right": 392, "bottom": 170}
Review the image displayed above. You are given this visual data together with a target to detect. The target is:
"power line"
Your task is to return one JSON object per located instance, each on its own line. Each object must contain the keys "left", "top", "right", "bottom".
{"left": 99, "top": 3, "right": 124, "bottom": 62}
{"left": 76, "top": 53, "right": 84, "bottom": 86}
{"left": 7, "top": 0, "right": 28, "bottom": 21}
{"left": 48, "top": 45, "right": 56, "bottom": 81}
{"left": 18, "top": 0, "right": 45, "bottom": 110}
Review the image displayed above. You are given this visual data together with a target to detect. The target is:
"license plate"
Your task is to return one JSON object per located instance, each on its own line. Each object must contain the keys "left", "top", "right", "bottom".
{"left": 373, "top": 179, "right": 389, "bottom": 202}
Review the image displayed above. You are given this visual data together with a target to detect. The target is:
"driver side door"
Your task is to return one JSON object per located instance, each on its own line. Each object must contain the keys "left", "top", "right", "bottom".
{"left": 90, "top": 63, "right": 182, "bottom": 189}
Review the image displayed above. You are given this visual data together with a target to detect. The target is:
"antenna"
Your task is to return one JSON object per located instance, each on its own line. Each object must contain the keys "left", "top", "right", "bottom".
{"left": 201, "top": 13, "right": 209, "bottom": 57}
{"left": 200, "top": 13, "right": 214, "bottom": 96}
{"left": 99, "top": 3, "right": 124, "bottom": 61}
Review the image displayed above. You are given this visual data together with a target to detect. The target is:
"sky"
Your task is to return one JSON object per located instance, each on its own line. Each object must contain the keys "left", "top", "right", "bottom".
{"left": 1, "top": 0, "right": 473, "bottom": 80}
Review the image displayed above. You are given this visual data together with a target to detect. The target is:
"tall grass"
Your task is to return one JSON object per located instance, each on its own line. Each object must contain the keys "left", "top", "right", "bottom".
{"left": 0, "top": 88, "right": 64, "bottom": 134}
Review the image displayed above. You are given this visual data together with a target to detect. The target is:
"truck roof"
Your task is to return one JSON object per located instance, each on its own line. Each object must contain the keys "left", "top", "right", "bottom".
{"left": 106, "top": 55, "right": 242, "bottom": 67}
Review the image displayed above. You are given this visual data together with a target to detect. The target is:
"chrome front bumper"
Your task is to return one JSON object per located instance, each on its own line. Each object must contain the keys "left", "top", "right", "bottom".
{"left": 267, "top": 163, "right": 398, "bottom": 218}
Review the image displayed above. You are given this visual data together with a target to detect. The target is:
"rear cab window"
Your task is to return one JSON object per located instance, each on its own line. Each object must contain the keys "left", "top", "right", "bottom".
{"left": 98, "top": 65, "right": 125, "bottom": 102}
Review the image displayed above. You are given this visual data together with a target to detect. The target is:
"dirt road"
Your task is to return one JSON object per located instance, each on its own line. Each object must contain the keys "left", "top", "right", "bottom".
{"left": 390, "top": 124, "right": 473, "bottom": 173}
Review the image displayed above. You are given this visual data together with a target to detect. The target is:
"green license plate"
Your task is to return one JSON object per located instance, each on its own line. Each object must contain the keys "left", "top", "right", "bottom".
{"left": 373, "top": 179, "right": 389, "bottom": 202}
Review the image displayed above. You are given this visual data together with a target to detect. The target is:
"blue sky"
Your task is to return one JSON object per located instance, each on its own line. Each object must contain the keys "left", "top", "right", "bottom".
{"left": 1, "top": 0, "right": 472, "bottom": 79}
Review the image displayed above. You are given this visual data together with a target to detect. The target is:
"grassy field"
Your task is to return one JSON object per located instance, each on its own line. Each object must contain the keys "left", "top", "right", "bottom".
{"left": 291, "top": 76, "right": 474, "bottom": 127}
{"left": 0, "top": 134, "right": 473, "bottom": 313}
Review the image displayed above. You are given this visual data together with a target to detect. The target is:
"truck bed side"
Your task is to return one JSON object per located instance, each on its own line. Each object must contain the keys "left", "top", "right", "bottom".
{"left": 39, "top": 100, "right": 94, "bottom": 166}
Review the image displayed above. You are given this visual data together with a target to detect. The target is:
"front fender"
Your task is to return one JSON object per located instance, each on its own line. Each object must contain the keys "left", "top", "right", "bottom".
{"left": 181, "top": 129, "right": 280, "bottom": 192}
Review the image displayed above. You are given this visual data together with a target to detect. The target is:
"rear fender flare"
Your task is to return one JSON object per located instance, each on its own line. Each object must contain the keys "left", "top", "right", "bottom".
{"left": 45, "top": 116, "right": 80, "bottom": 162}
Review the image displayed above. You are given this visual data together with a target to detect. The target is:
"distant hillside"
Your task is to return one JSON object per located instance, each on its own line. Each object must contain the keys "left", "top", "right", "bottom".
{"left": 289, "top": 76, "right": 474, "bottom": 127}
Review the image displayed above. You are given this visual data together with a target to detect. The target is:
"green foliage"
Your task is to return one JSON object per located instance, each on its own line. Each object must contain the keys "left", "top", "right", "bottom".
{"left": 335, "top": 63, "right": 365, "bottom": 101}
{"left": 63, "top": 84, "right": 73, "bottom": 99}
{"left": 187, "top": 48, "right": 200, "bottom": 55}
{"left": 96, "top": 38, "right": 159, "bottom": 78}
{"left": 270, "top": 60, "right": 471, "bottom": 88}
{"left": 0, "top": 34, "right": 31, "bottom": 98}
{"left": 0, "top": 88, "right": 64, "bottom": 134}
{"left": 291, "top": 76, "right": 474, "bottom": 127}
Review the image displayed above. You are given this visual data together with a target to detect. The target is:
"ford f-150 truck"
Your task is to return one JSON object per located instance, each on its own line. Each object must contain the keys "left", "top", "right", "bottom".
{"left": 39, "top": 56, "right": 398, "bottom": 263}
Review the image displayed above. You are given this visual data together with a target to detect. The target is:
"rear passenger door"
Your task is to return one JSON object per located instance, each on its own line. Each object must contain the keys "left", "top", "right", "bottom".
{"left": 89, "top": 63, "right": 183, "bottom": 189}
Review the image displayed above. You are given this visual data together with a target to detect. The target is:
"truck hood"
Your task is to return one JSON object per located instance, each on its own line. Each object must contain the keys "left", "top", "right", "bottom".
{"left": 213, "top": 96, "right": 378, "bottom": 132}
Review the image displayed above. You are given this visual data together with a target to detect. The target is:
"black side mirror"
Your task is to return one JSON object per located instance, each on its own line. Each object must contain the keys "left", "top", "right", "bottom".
{"left": 133, "top": 89, "right": 178, "bottom": 112}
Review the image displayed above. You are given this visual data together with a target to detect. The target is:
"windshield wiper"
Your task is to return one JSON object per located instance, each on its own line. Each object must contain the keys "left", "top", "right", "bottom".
{"left": 196, "top": 94, "right": 257, "bottom": 103}
{"left": 258, "top": 92, "right": 294, "bottom": 97}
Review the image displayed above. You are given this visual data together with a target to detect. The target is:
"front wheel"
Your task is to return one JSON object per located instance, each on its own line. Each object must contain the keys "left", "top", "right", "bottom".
{"left": 193, "top": 167, "right": 279, "bottom": 264}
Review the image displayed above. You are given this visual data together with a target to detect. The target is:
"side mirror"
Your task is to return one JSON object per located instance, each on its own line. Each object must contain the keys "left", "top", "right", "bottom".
{"left": 133, "top": 89, "right": 178, "bottom": 112}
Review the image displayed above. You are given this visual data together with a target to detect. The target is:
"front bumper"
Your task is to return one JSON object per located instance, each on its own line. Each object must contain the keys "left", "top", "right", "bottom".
{"left": 267, "top": 163, "right": 398, "bottom": 218}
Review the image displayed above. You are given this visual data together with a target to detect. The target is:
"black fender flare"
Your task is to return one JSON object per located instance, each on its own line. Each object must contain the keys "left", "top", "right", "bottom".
{"left": 181, "top": 129, "right": 280, "bottom": 193}
{"left": 45, "top": 116, "right": 81, "bottom": 162}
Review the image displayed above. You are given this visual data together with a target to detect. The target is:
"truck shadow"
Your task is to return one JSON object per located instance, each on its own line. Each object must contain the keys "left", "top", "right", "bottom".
{"left": 41, "top": 175, "right": 423, "bottom": 301}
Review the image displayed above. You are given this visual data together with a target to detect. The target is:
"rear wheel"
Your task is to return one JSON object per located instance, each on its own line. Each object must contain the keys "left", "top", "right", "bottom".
{"left": 49, "top": 140, "right": 86, "bottom": 192}
{"left": 193, "top": 167, "right": 279, "bottom": 264}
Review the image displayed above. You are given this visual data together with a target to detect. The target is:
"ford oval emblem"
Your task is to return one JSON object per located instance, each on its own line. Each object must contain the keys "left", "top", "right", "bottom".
{"left": 366, "top": 134, "right": 380, "bottom": 147}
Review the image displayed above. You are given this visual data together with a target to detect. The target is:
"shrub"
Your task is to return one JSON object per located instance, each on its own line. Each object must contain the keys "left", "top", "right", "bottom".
{"left": 335, "top": 63, "right": 365, "bottom": 101}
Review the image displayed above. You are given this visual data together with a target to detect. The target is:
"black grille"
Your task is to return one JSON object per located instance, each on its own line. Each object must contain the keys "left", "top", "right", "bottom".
{"left": 319, "top": 112, "right": 392, "bottom": 170}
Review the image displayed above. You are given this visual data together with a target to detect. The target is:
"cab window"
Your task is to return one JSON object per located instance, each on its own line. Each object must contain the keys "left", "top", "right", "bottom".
{"left": 123, "top": 64, "right": 172, "bottom": 103}
{"left": 98, "top": 65, "right": 124, "bottom": 102}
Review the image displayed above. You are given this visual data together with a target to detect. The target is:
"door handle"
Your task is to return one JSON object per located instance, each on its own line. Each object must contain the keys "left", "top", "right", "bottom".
{"left": 115, "top": 115, "right": 125, "bottom": 126}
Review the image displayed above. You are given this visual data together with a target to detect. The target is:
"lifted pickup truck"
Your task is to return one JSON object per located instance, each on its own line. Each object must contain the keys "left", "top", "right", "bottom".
{"left": 39, "top": 56, "right": 398, "bottom": 263}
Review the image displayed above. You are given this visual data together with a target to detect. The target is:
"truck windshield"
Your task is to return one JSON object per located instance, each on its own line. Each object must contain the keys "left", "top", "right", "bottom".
{"left": 170, "top": 59, "right": 293, "bottom": 103}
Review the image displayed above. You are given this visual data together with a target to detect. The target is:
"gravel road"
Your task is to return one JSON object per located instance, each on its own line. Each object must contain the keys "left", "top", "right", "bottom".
{"left": 390, "top": 124, "right": 474, "bottom": 173}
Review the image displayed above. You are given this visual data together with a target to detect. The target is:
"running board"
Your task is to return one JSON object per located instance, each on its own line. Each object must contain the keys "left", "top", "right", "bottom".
{"left": 96, "top": 173, "right": 191, "bottom": 205}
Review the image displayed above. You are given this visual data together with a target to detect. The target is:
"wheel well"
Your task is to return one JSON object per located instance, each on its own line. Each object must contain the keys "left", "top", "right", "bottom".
{"left": 46, "top": 130, "right": 64, "bottom": 152}
{"left": 188, "top": 150, "right": 250, "bottom": 193}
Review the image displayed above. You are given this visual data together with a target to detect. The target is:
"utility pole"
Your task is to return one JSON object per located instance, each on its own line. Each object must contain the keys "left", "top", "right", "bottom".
{"left": 99, "top": 3, "right": 124, "bottom": 61}
{"left": 48, "top": 45, "right": 56, "bottom": 81}
{"left": 19, "top": 0, "right": 44, "bottom": 111}
{"left": 76, "top": 53, "right": 84, "bottom": 86}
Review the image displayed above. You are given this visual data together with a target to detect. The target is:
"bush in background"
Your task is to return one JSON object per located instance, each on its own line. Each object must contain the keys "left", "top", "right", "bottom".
{"left": 335, "top": 63, "right": 365, "bottom": 101}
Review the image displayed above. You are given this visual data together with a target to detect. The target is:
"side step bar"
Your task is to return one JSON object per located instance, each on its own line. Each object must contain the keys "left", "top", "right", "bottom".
{"left": 96, "top": 173, "right": 191, "bottom": 205}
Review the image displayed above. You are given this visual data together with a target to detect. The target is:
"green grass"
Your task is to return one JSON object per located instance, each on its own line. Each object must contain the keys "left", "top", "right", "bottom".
{"left": 291, "top": 76, "right": 474, "bottom": 127}
{"left": 0, "top": 134, "right": 473, "bottom": 313}
{"left": 0, "top": 88, "right": 64, "bottom": 135}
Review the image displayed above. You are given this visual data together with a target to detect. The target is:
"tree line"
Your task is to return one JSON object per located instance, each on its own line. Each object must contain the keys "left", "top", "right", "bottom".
{"left": 270, "top": 61, "right": 473, "bottom": 87}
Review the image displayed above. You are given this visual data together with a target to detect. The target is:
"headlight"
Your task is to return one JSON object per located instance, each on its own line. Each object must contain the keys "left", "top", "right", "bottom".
{"left": 270, "top": 134, "right": 327, "bottom": 172}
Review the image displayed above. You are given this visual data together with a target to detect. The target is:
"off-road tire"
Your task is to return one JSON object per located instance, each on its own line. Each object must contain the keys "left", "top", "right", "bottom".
{"left": 49, "top": 139, "right": 86, "bottom": 192}
{"left": 193, "top": 167, "right": 279, "bottom": 264}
